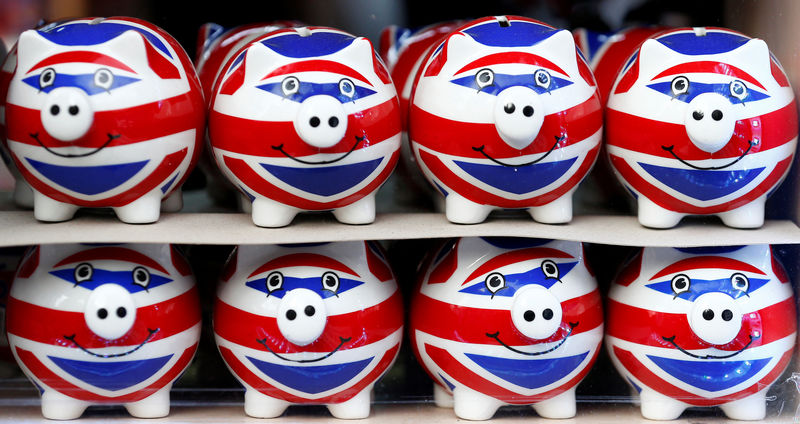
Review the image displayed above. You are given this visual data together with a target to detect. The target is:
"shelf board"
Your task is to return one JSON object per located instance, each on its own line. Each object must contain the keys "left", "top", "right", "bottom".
{"left": 0, "top": 210, "right": 799, "bottom": 247}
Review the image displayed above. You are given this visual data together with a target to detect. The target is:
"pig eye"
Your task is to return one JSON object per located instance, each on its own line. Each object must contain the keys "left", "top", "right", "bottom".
{"left": 729, "top": 80, "right": 748, "bottom": 101}
{"left": 339, "top": 78, "right": 355, "bottom": 98}
{"left": 74, "top": 263, "right": 93, "bottom": 283}
{"left": 93, "top": 68, "right": 114, "bottom": 90}
{"left": 266, "top": 271, "right": 284, "bottom": 293}
{"left": 322, "top": 271, "right": 340, "bottom": 294}
{"left": 484, "top": 272, "right": 506, "bottom": 295}
{"left": 132, "top": 266, "right": 150, "bottom": 289}
{"left": 475, "top": 68, "right": 494, "bottom": 89}
{"left": 541, "top": 260, "right": 560, "bottom": 280}
{"left": 534, "top": 69, "right": 551, "bottom": 89}
{"left": 39, "top": 68, "right": 56, "bottom": 90}
{"left": 731, "top": 273, "right": 749, "bottom": 292}
{"left": 671, "top": 76, "right": 690, "bottom": 96}
{"left": 281, "top": 76, "right": 300, "bottom": 96}
{"left": 671, "top": 274, "right": 691, "bottom": 295}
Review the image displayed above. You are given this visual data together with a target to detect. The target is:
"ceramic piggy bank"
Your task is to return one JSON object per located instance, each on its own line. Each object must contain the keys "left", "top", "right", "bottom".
{"left": 606, "top": 245, "right": 796, "bottom": 420}
{"left": 214, "top": 241, "right": 403, "bottom": 418}
{"left": 410, "top": 237, "right": 603, "bottom": 420}
{"left": 606, "top": 27, "right": 798, "bottom": 228}
{"left": 5, "top": 244, "right": 202, "bottom": 419}
{"left": 409, "top": 16, "right": 602, "bottom": 224}
{"left": 3, "top": 17, "right": 205, "bottom": 223}
{"left": 208, "top": 26, "right": 401, "bottom": 227}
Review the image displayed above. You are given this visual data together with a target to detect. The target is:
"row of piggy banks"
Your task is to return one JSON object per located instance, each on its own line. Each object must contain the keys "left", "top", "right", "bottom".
{"left": 2, "top": 240, "right": 795, "bottom": 420}
{"left": 1, "top": 16, "right": 796, "bottom": 229}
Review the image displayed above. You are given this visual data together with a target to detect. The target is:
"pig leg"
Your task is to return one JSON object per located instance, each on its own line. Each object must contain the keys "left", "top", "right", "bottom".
{"left": 528, "top": 189, "right": 574, "bottom": 224}
{"left": 33, "top": 190, "right": 79, "bottom": 222}
{"left": 532, "top": 387, "right": 576, "bottom": 418}
{"left": 445, "top": 193, "right": 493, "bottom": 224}
{"left": 452, "top": 384, "right": 504, "bottom": 420}
{"left": 333, "top": 192, "right": 376, "bottom": 224}
{"left": 251, "top": 197, "right": 299, "bottom": 227}
{"left": 639, "top": 387, "right": 687, "bottom": 420}
{"left": 327, "top": 384, "right": 372, "bottom": 419}
{"left": 243, "top": 388, "right": 290, "bottom": 418}
{"left": 718, "top": 196, "right": 765, "bottom": 228}
{"left": 125, "top": 385, "right": 171, "bottom": 418}
{"left": 719, "top": 390, "right": 766, "bottom": 420}
{"left": 114, "top": 189, "right": 162, "bottom": 223}
{"left": 637, "top": 196, "right": 684, "bottom": 228}
{"left": 433, "top": 383, "right": 454, "bottom": 408}
{"left": 41, "top": 389, "right": 89, "bottom": 420}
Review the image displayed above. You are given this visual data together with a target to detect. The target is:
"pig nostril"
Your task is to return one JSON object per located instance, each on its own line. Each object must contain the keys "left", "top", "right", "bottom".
{"left": 542, "top": 308, "right": 554, "bottom": 320}
{"left": 711, "top": 110, "right": 723, "bottom": 121}
{"left": 304, "top": 305, "right": 315, "bottom": 316}
{"left": 50, "top": 105, "right": 60, "bottom": 116}
{"left": 524, "top": 310, "right": 535, "bottom": 322}
{"left": 504, "top": 103, "right": 515, "bottom": 114}
{"left": 328, "top": 117, "right": 339, "bottom": 128}
{"left": 309, "top": 117, "right": 320, "bottom": 128}
{"left": 286, "top": 309, "right": 297, "bottom": 321}
{"left": 693, "top": 111, "right": 704, "bottom": 121}
{"left": 522, "top": 106, "right": 534, "bottom": 117}
{"left": 703, "top": 309, "right": 714, "bottom": 320}
{"left": 116, "top": 307, "right": 127, "bottom": 318}
{"left": 97, "top": 308, "right": 108, "bottom": 319}
{"left": 68, "top": 105, "right": 79, "bottom": 116}
{"left": 722, "top": 309, "right": 733, "bottom": 321}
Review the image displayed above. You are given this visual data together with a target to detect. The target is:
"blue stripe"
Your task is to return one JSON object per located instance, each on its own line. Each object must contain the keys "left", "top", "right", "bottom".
{"left": 657, "top": 32, "right": 750, "bottom": 55}
{"left": 454, "top": 157, "right": 577, "bottom": 195}
{"left": 647, "top": 355, "right": 770, "bottom": 392}
{"left": 49, "top": 268, "right": 173, "bottom": 293}
{"left": 639, "top": 163, "right": 765, "bottom": 201}
{"left": 27, "top": 158, "right": 149, "bottom": 196}
{"left": 460, "top": 261, "right": 578, "bottom": 297}
{"left": 23, "top": 73, "right": 140, "bottom": 95}
{"left": 465, "top": 351, "right": 589, "bottom": 389}
{"left": 462, "top": 21, "right": 559, "bottom": 47}
{"left": 645, "top": 277, "right": 769, "bottom": 300}
{"left": 39, "top": 22, "right": 172, "bottom": 58}
{"left": 49, "top": 354, "right": 173, "bottom": 392}
{"left": 261, "top": 158, "right": 383, "bottom": 197}
{"left": 246, "top": 356, "right": 373, "bottom": 394}
{"left": 262, "top": 32, "right": 356, "bottom": 58}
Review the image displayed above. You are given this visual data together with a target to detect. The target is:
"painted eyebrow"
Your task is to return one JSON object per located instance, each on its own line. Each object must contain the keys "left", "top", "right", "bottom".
{"left": 261, "top": 59, "right": 372, "bottom": 86}
{"left": 54, "top": 247, "right": 167, "bottom": 274}
{"left": 28, "top": 51, "right": 136, "bottom": 74}
{"left": 650, "top": 61, "right": 764, "bottom": 90}
{"left": 455, "top": 52, "right": 568, "bottom": 77}
{"left": 649, "top": 256, "right": 765, "bottom": 281}
{"left": 247, "top": 253, "right": 360, "bottom": 278}
{"left": 462, "top": 247, "right": 573, "bottom": 285}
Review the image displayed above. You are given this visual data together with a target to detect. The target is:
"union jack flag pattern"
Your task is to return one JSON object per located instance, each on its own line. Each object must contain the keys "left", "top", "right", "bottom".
{"left": 214, "top": 242, "right": 403, "bottom": 418}
{"left": 410, "top": 237, "right": 603, "bottom": 420}
{"left": 0, "top": 246, "right": 26, "bottom": 368}
{"left": 605, "top": 245, "right": 796, "bottom": 420}
{"left": 605, "top": 27, "right": 798, "bottom": 228}
{"left": 409, "top": 16, "right": 602, "bottom": 224}
{"left": 5, "top": 243, "right": 201, "bottom": 419}
{"left": 3, "top": 17, "right": 205, "bottom": 223}
{"left": 207, "top": 26, "right": 401, "bottom": 227}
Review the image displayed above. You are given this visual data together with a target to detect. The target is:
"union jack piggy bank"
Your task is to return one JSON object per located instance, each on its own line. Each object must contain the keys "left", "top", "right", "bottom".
{"left": 3, "top": 17, "right": 205, "bottom": 223}
{"left": 606, "top": 27, "right": 798, "bottom": 228}
{"left": 409, "top": 16, "right": 602, "bottom": 224}
{"left": 208, "top": 26, "right": 401, "bottom": 227}
{"left": 410, "top": 237, "right": 603, "bottom": 420}
{"left": 5, "top": 243, "right": 202, "bottom": 419}
{"left": 214, "top": 241, "right": 403, "bottom": 418}
{"left": 606, "top": 245, "right": 796, "bottom": 420}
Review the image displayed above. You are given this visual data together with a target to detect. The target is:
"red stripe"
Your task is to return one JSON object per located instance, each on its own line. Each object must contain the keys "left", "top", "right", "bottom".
{"left": 219, "top": 344, "right": 398, "bottom": 403}
{"left": 12, "top": 148, "right": 189, "bottom": 207}
{"left": 650, "top": 256, "right": 765, "bottom": 279}
{"left": 455, "top": 52, "right": 568, "bottom": 76}
{"left": 613, "top": 54, "right": 640, "bottom": 95}
{"left": 7, "top": 287, "right": 200, "bottom": 349}
{"left": 16, "top": 247, "right": 39, "bottom": 279}
{"left": 16, "top": 343, "right": 197, "bottom": 403}
{"left": 365, "top": 242, "right": 393, "bottom": 282}
{"left": 428, "top": 240, "right": 459, "bottom": 284}
{"left": 142, "top": 36, "right": 180, "bottom": 79}
{"left": 418, "top": 142, "right": 599, "bottom": 208}
{"left": 210, "top": 98, "right": 400, "bottom": 157}
{"left": 214, "top": 291, "right": 403, "bottom": 354}
{"left": 616, "top": 250, "right": 643, "bottom": 287}
{"left": 424, "top": 343, "right": 598, "bottom": 404}
{"left": 263, "top": 60, "right": 372, "bottom": 86}
{"left": 170, "top": 246, "right": 192, "bottom": 277}
{"left": 770, "top": 247, "right": 790, "bottom": 283}
{"left": 411, "top": 290, "right": 603, "bottom": 346}
{"left": 771, "top": 60, "right": 790, "bottom": 87}
{"left": 609, "top": 153, "right": 793, "bottom": 214}
{"left": 612, "top": 346, "right": 792, "bottom": 406}
{"left": 576, "top": 51, "right": 596, "bottom": 87}
{"left": 220, "top": 249, "right": 238, "bottom": 283}
{"left": 464, "top": 248, "right": 573, "bottom": 284}
{"left": 219, "top": 55, "right": 246, "bottom": 95}
{"left": 651, "top": 61, "right": 765, "bottom": 90}
{"left": 223, "top": 148, "right": 399, "bottom": 210}
{"left": 28, "top": 51, "right": 135, "bottom": 74}
{"left": 54, "top": 247, "right": 169, "bottom": 274}
{"left": 606, "top": 102, "right": 798, "bottom": 159}
{"left": 606, "top": 298, "right": 796, "bottom": 350}
{"left": 410, "top": 95, "right": 602, "bottom": 158}
{"left": 247, "top": 253, "right": 359, "bottom": 278}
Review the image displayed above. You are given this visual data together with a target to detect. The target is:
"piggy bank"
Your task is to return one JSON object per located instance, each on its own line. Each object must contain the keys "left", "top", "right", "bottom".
{"left": 606, "top": 27, "right": 798, "bottom": 228}
{"left": 409, "top": 16, "right": 602, "bottom": 224}
{"left": 208, "top": 26, "right": 402, "bottom": 227}
{"left": 410, "top": 237, "right": 603, "bottom": 420}
{"left": 0, "top": 246, "right": 26, "bottom": 373}
{"left": 3, "top": 17, "right": 205, "bottom": 223}
{"left": 606, "top": 245, "right": 796, "bottom": 420}
{"left": 214, "top": 241, "right": 403, "bottom": 418}
{"left": 5, "top": 243, "right": 202, "bottom": 419}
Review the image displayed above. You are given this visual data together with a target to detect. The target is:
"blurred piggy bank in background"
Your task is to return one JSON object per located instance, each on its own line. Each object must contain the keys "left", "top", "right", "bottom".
{"left": 410, "top": 237, "right": 603, "bottom": 420}
{"left": 208, "top": 26, "right": 401, "bottom": 227}
{"left": 409, "top": 16, "right": 602, "bottom": 224}
{"left": 2, "top": 17, "right": 205, "bottom": 223}
{"left": 605, "top": 27, "right": 798, "bottom": 228}
{"left": 606, "top": 245, "right": 796, "bottom": 420}
{"left": 214, "top": 241, "right": 403, "bottom": 418}
{"left": 6, "top": 243, "right": 201, "bottom": 419}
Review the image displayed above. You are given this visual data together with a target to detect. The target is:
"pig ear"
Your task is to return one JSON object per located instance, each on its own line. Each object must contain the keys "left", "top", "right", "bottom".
{"left": 422, "top": 32, "right": 473, "bottom": 77}
{"left": 102, "top": 30, "right": 150, "bottom": 72}
{"left": 535, "top": 29, "right": 579, "bottom": 75}
{"left": 14, "top": 30, "right": 54, "bottom": 73}
{"left": 197, "top": 22, "right": 225, "bottom": 62}
{"left": 728, "top": 38, "right": 772, "bottom": 82}
{"left": 339, "top": 36, "right": 377, "bottom": 64}
{"left": 242, "top": 41, "right": 280, "bottom": 85}
{"left": 636, "top": 38, "right": 678, "bottom": 81}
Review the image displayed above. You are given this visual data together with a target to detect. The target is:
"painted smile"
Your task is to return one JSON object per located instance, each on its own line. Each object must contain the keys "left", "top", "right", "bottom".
{"left": 662, "top": 333, "right": 760, "bottom": 359}
{"left": 272, "top": 136, "right": 365, "bottom": 165}
{"left": 662, "top": 140, "right": 755, "bottom": 171}
{"left": 31, "top": 132, "right": 120, "bottom": 158}
{"left": 472, "top": 134, "right": 564, "bottom": 167}
{"left": 256, "top": 336, "right": 352, "bottom": 363}
{"left": 486, "top": 321, "right": 578, "bottom": 356}
{"left": 64, "top": 328, "right": 159, "bottom": 358}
